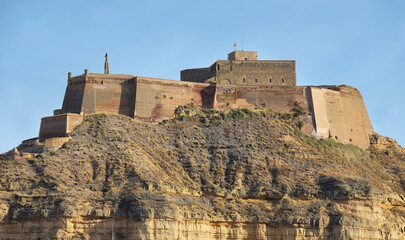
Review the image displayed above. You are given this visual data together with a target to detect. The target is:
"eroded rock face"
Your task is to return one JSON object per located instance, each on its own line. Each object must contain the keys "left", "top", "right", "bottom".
{"left": 0, "top": 111, "right": 404, "bottom": 239}
{"left": 0, "top": 207, "right": 402, "bottom": 240}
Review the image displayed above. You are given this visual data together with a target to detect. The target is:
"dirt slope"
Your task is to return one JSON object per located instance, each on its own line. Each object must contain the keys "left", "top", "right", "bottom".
{"left": 0, "top": 108, "right": 404, "bottom": 239}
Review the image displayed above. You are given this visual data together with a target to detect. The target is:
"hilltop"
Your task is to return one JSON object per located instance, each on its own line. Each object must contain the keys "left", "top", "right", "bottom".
{"left": 0, "top": 107, "right": 404, "bottom": 239}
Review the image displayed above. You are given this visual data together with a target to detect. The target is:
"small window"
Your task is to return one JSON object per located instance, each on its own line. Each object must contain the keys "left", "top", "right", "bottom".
{"left": 282, "top": 79, "right": 285, "bottom": 83}
{"left": 243, "top": 78, "right": 246, "bottom": 83}
{"left": 255, "top": 78, "right": 258, "bottom": 83}
{"left": 217, "top": 64, "right": 220, "bottom": 70}
{"left": 269, "top": 79, "right": 272, "bottom": 83}
{"left": 245, "top": 58, "right": 248, "bottom": 60}
{"left": 349, "top": 138, "right": 352, "bottom": 142}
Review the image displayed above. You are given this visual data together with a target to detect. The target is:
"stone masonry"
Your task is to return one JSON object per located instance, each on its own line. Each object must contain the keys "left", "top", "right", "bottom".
{"left": 37, "top": 50, "right": 373, "bottom": 149}
{"left": 181, "top": 51, "right": 296, "bottom": 86}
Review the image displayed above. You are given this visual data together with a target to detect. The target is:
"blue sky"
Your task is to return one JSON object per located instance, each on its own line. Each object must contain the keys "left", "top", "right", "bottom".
{"left": 0, "top": 0, "right": 404, "bottom": 152}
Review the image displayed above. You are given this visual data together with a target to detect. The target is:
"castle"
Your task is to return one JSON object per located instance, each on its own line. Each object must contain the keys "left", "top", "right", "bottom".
{"left": 33, "top": 50, "right": 372, "bottom": 151}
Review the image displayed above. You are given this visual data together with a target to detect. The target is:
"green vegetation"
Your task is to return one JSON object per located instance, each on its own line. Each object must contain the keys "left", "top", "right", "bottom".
{"left": 172, "top": 103, "right": 262, "bottom": 123}
{"left": 292, "top": 101, "right": 306, "bottom": 117}
{"left": 165, "top": 104, "right": 299, "bottom": 126}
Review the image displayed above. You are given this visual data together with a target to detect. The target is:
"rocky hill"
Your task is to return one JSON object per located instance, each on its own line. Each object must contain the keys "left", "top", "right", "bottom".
{"left": 0, "top": 107, "right": 404, "bottom": 239}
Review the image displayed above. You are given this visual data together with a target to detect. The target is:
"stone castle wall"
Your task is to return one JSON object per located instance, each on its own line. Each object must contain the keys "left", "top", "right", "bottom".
{"left": 39, "top": 113, "right": 83, "bottom": 141}
{"left": 181, "top": 67, "right": 213, "bottom": 83}
{"left": 310, "top": 86, "right": 373, "bottom": 149}
{"left": 38, "top": 73, "right": 373, "bottom": 149}
{"left": 62, "top": 73, "right": 135, "bottom": 116}
{"left": 133, "top": 77, "right": 213, "bottom": 121}
{"left": 213, "top": 85, "right": 308, "bottom": 111}
{"left": 214, "top": 60, "right": 296, "bottom": 86}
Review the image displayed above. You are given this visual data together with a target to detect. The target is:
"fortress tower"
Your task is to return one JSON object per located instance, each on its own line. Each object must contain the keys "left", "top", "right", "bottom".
{"left": 181, "top": 50, "right": 296, "bottom": 86}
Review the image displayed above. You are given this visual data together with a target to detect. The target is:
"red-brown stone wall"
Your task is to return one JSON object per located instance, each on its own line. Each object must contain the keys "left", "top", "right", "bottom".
{"left": 214, "top": 85, "right": 309, "bottom": 113}
{"left": 50, "top": 73, "right": 374, "bottom": 149}
{"left": 61, "top": 83, "right": 85, "bottom": 114}
{"left": 39, "top": 113, "right": 83, "bottom": 141}
{"left": 310, "top": 86, "right": 373, "bottom": 148}
{"left": 61, "top": 74, "right": 135, "bottom": 117}
{"left": 133, "top": 77, "right": 212, "bottom": 121}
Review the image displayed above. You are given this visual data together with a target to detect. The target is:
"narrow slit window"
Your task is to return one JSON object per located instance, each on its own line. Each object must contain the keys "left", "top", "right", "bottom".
{"left": 255, "top": 78, "right": 258, "bottom": 83}
{"left": 217, "top": 64, "right": 220, "bottom": 70}
{"left": 243, "top": 78, "right": 246, "bottom": 83}
{"left": 269, "top": 79, "right": 272, "bottom": 83}
{"left": 282, "top": 78, "right": 285, "bottom": 83}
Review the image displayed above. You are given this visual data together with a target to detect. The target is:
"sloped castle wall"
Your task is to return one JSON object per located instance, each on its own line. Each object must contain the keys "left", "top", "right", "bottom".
{"left": 309, "top": 86, "right": 373, "bottom": 149}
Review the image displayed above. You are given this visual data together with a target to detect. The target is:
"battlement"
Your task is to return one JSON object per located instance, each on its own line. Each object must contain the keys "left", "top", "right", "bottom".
{"left": 67, "top": 69, "right": 134, "bottom": 86}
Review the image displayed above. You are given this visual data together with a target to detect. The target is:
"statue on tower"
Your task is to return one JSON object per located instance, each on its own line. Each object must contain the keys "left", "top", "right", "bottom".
{"left": 104, "top": 53, "right": 110, "bottom": 74}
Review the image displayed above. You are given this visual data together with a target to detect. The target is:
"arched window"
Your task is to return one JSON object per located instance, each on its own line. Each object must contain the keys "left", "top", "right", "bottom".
{"left": 255, "top": 78, "right": 258, "bottom": 83}
{"left": 281, "top": 78, "right": 285, "bottom": 83}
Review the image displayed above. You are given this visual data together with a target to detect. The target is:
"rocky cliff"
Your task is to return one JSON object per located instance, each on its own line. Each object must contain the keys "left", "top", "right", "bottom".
{"left": 0, "top": 107, "right": 404, "bottom": 239}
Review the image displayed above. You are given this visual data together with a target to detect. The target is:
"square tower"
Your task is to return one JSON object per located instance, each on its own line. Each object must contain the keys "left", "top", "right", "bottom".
{"left": 181, "top": 50, "right": 295, "bottom": 86}
{"left": 228, "top": 51, "right": 257, "bottom": 61}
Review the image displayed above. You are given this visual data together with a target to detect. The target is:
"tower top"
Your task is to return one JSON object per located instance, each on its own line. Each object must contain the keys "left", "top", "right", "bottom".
{"left": 104, "top": 52, "right": 110, "bottom": 74}
{"left": 228, "top": 51, "right": 257, "bottom": 61}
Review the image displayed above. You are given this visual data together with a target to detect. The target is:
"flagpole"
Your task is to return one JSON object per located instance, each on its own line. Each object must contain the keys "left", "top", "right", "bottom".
{"left": 242, "top": 32, "right": 244, "bottom": 51}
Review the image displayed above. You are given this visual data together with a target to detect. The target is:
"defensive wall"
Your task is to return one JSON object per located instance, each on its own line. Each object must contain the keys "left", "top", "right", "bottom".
{"left": 309, "top": 86, "right": 373, "bottom": 149}
{"left": 213, "top": 85, "right": 308, "bottom": 111}
{"left": 56, "top": 72, "right": 215, "bottom": 122}
{"left": 61, "top": 71, "right": 135, "bottom": 116}
{"left": 38, "top": 75, "right": 372, "bottom": 148}
{"left": 35, "top": 50, "right": 374, "bottom": 149}
{"left": 39, "top": 113, "right": 83, "bottom": 141}
{"left": 133, "top": 77, "right": 213, "bottom": 121}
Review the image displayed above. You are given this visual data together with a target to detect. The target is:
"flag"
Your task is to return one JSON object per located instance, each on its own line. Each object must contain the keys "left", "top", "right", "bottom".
{"left": 233, "top": 43, "right": 237, "bottom": 47}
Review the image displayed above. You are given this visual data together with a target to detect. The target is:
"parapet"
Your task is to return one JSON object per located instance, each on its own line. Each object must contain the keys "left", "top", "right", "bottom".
{"left": 68, "top": 69, "right": 135, "bottom": 86}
